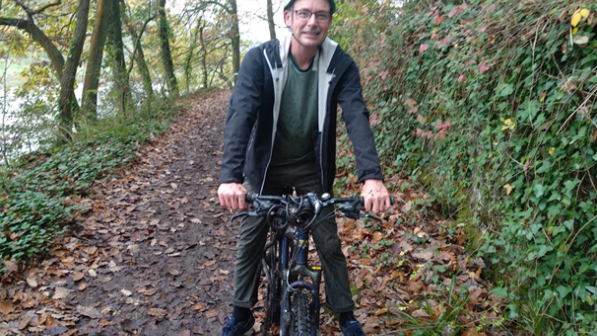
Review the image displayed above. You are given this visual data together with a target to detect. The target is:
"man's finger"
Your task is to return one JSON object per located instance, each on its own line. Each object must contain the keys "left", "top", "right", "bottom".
{"left": 236, "top": 193, "right": 244, "bottom": 210}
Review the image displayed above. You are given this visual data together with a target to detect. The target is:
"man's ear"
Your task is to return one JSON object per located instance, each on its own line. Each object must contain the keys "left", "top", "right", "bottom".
{"left": 284, "top": 9, "right": 292, "bottom": 28}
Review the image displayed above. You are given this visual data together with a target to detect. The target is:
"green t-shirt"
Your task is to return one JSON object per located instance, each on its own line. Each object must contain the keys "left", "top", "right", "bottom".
{"left": 271, "top": 54, "right": 319, "bottom": 166}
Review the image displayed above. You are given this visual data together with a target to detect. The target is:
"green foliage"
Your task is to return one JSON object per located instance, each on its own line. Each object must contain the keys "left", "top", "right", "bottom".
{"left": 332, "top": 0, "right": 597, "bottom": 333}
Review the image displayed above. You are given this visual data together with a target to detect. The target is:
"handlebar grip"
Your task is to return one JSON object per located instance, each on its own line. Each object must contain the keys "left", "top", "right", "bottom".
{"left": 245, "top": 194, "right": 257, "bottom": 203}
{"left": 390, "top": 196, "right": 395, "bottom": 205}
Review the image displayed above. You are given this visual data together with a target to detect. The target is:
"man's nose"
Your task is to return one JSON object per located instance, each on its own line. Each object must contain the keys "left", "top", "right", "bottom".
{"left": 307, "top": 13, "right": 318, "bottom": 25}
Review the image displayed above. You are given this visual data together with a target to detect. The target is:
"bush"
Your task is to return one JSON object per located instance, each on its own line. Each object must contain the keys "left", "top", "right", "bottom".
{"left": 331, "top": 0, "right": 597, "bottom": 333}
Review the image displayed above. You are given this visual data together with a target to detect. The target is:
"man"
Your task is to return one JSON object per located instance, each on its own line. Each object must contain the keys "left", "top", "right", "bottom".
{"left": 218, "top": 0, "right": 391, "bottom": 335}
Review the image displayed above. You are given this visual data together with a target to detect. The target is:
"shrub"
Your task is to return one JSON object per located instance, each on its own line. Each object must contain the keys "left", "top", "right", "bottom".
{"left": 331, "top": 0, "right": 597, "bottom": 333}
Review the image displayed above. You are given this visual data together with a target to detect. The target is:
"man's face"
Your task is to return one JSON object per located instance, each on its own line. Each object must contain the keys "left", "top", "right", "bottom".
{"left": 284, "top": 0, "right": 332, "bottom": 50}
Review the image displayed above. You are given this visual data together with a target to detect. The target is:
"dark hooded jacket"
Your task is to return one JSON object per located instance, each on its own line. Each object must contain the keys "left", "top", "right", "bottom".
{"left": 221, "top": 30, "right": 383, "bottom": 194}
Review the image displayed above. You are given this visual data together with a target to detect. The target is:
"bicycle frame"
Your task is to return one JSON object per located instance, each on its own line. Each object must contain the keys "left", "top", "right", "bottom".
{"left": 279, "top": 227, "right": 322, "bottom": 336}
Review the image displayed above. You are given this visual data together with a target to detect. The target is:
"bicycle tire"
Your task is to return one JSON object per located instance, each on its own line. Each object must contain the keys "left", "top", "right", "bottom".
{"left": 289, "top": 289, "right": 310, "bottom": 336}
{"left": 263, "top": 239, "right": 281, "bottom": 335}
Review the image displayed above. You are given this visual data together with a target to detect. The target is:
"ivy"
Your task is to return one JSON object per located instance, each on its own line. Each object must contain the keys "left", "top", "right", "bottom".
{"left": 331, "top": 0, "right": 597, "bottom": 333}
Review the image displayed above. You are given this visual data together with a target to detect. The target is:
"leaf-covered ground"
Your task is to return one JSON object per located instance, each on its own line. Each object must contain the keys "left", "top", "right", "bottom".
{"left": 0, "top": 90, "right": 503, "bottom": 335}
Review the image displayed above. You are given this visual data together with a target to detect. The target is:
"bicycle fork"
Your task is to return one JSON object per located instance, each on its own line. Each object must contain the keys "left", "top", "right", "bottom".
{"left": 280, "top": 228, "right": 322, "bottom": 336}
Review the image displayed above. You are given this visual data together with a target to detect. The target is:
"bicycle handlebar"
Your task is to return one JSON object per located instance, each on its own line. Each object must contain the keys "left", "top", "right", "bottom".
{"left": 245, "top": 193, "right": 394, "bottom": 205}
{"left": 235, "top": 193, "right": 394, "bottom": 227}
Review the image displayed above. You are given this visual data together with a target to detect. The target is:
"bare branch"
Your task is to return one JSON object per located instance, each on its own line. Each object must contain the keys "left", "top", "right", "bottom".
{"left": 31, "top": 0, "right": 62, "bottom": 15}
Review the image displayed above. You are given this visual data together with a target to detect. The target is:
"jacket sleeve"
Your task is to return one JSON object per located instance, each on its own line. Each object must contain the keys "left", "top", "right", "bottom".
{"left": 337, "top": 59, "right": 385, "bottom": 183}
{"left": 220, "top": 47, "right": 264, "bottom": 184}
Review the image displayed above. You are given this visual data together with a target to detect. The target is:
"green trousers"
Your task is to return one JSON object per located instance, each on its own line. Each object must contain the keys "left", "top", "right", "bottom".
{"left": 232, "top": 160, "right": 355, "bottom": 313}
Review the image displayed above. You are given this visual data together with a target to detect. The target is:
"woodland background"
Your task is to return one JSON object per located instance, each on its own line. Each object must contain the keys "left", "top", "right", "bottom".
{"left": 1, "top": 0, "right": 596, "bottom": 335}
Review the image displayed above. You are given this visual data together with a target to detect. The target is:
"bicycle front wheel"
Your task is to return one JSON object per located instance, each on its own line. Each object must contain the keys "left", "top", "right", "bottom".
{"left": 263, "top": 238, "right": 281, "bottom": 335}
{"left": 289, "top": 289, "right": 311, "bottom": 336}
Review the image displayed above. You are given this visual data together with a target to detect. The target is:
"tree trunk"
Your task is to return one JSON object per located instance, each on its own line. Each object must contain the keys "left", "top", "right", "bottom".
{"left": 266, "top": 0, "right": 276, "bottom": 40}
{"left": 228, "top": 0, "right": 239, "bottom": 86}
{"left": 106, "top": 0, "right": 131, "bottom": 117}
{"left": 123, "top": 10, "right": 154, "bottom": 105}
{"left": 58, "top": 0, "right": 90, "bottom": 140}
{"left": 158, "top": 0, "right": 178, "bottom": 96}
{"left": 184, "top": 16, "right": 203, "bottom": 93}
{"left": 199, "top": 22, "right": 208, "bottom": 89}
{"left": 81, "top": 0, "right": 110, "bottom": 120}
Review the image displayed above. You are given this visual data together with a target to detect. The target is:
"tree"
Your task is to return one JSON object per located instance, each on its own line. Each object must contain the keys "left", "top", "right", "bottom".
{"left": 267, "top": 0, "right": 276, "bottom": 40}
{"left": 158, "top": 0, "right": 178, "bottom": 96}
{"left": 0, "top": 0, "right": 81, "bottom": 127}
{"left": 106, "top": 0, "right": 132, "bottom": 116}
{"left": 82, "top": 0, "right": 110, "bottom": 120}
{"left": 57, "top": 0, "right": 90, "bottom": 139}
{"left": 228, "top": 0, "right": 239, "bottom": 84}
{"left": 123, "top": 2, "right": 155, "bottom": 107}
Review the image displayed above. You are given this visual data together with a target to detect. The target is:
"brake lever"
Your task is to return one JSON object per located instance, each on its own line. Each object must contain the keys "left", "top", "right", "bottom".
{"left": 230, "top": 211, "right": 251, "bottom": 222}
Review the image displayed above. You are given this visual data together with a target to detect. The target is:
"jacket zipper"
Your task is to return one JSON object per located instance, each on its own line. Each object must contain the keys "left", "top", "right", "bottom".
{"left": 261, "top": 49, "right": 278, "bottom": 195}
{"left": 320, "top": 67, "right": 336, "bottom": 191}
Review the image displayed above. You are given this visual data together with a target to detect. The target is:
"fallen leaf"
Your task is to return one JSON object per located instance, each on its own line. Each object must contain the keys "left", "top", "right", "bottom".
{"left": 372, "top": 232, "right": 383, "bottom": 241}
{"left": 374, "top": 308, "right": 389, "bottom": 315}
{"left": 191, "top": 218, "right": 202, "bottom": 224}
{"left": 77, "top": 305, "right": 102, "bottom": 319}
{"left": 101, "top": 306, "right": 112, "bottom": 315}
{"left": 0, "top": 300, "right": 14, "bottom": 315}
{"left": 78, "top": 282, "right": 87, "bottom": 291}
{"left": 21, "top": 296, "right": 38, "bottom": 309}
{"left": 205, "top": 310, "right": 219, "bottom": 318}
{"left": 419, "top": 44, "right": 428, "bottom": 53}
{"left": 88, "top": 269, "right": 97, "bottom": 277}
{"left": 121, "top": 289, "right": 132, "bottom": 297}
{"left": 434, "top": 15, "right": 444, "bottom": 25}
{"left": 53, "top": 287, "right": 69, "bottom": 299}
{"left": 192, "top": 302, "right": 207, "bottom": 312}
{"left": 147, "top": 308, "right": 167, "bottom": 319}
{"left": 411, "top": 309, "right": 430, "bottom": 317}
{"left": 171, "top": 183, "right": 178, "bottom": 189}
{"left": 177, "top": 330, "right": 191, "bottom": 336}
{"left": 138, "top": 287, "right": 159, "bottom": 296}
{"left": 412, "top": 249, "right": 433, "bottom": 261}
{"left": 72, "top": 272, "right": 85, "bottom": 282}
{"left": 109, "top": 260, "right": 124, "bottom": 273}
{"left": 26, "top": 277, "right": 38, "bottom": 288}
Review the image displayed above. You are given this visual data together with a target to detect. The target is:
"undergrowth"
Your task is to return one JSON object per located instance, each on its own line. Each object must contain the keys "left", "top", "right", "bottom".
{"left": 331, "top": 0, "right": 597, "bottom": 334}
{"left": 0, "top": 101, "right": 178, "bottom": 271}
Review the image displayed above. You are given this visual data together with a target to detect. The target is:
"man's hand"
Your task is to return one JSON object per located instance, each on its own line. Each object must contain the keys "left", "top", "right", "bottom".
{"left": 361, "top": 179, "right": 391, "bottom": 214}
{"left": 218, "top": 183, "right": 247, "bottom": 210}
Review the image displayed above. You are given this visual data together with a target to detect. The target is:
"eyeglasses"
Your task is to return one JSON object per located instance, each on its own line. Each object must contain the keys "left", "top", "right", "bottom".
{"left": 293, "top": 10, "right": 331, "bottom": 23}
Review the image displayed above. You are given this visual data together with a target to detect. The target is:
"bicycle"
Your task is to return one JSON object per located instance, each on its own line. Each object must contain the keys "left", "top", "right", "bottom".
{"left": 231, "top": 192, "right": 393, "bottom": 336}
